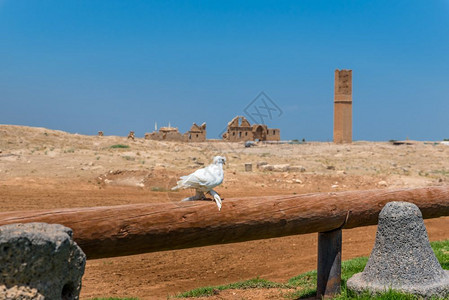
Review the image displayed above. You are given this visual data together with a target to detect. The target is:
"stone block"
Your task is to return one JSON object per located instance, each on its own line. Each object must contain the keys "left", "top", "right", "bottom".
{"left": 288, "top": 165, "right": 306, "bottom": 172}
{"left": 0, "top": 223, "right": 86, "bottom": 300}
{"left": 347, "top": 202, "right": 449, "bottom": 298}
{"left": 256, "top": 161, "right": 268, "bottom": 168}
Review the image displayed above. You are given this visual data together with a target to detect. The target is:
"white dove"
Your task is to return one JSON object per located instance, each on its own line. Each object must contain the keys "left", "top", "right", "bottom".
{"left": 172, "top": 156, "right": 226, "bottom": 210}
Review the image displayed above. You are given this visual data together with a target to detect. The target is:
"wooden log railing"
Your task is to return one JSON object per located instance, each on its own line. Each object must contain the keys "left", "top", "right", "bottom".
{"left": 1, "top": 186, "right": 449, "bottom": 297}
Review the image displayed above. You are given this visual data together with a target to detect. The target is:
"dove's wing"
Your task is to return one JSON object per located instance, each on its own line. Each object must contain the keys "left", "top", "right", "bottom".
{"left": 172, "top": 165, "right": 222, "bottom": 191}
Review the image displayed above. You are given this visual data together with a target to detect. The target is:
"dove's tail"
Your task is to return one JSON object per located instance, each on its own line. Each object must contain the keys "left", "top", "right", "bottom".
{"left": 171, "top": 175, "right": 189, "bottom": 190}
{"left": 171, "top": 183, "right": 185, "bottom": 191}
{"left": 214, "top": 197, "right": 222, "bottom": 211}
{"left": 171, "top": 182, "right": 181, "bottom": 191}
{"left": 209, "top": 190, "right": 222, "bottom": 211}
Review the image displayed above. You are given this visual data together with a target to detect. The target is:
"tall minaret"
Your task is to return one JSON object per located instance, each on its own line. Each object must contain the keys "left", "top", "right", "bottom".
{"left": 334, "top": 69, "right": 352, "bottom": 143}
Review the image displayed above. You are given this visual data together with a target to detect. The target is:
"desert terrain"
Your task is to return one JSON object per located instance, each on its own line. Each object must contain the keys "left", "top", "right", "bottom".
{"left": 1, "top": 124, "right": 449, "bottom": 299}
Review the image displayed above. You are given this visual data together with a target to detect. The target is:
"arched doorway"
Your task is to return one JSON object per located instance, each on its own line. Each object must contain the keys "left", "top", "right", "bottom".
{"left": 253, "top": 125, "right": 267, "bottom": 141}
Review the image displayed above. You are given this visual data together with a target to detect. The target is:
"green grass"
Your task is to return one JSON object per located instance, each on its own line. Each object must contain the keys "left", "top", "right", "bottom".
{"left": 432, "top": 240, "right": 449, "bottom": 270}
{"left": 110, "top": 144, "right": 130, "bottom": 149}
{"left": 175, "top": 278, "right": 289, "bottom": 298}
{"left": 64, "top": 148, "right": 75, "bottom": 153}
{"left": 150, "top": 186, "right": 173, "bottom": 192}
{"left": 334, "top": 288, "right": 433, "bottom": 300}
{"left": 177, "top": 240, "right": 449, "bottom": 299}
{"left": 122, "top": 155, "right": 135, "bottom": 161}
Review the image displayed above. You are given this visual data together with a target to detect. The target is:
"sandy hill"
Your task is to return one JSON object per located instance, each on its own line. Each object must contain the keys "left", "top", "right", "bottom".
{"left": 1, "top": 124, "right": 449, "bottom": 299}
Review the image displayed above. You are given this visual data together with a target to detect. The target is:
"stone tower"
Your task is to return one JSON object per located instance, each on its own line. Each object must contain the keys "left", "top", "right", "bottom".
{"left": 333, "top": 69, "right": 352, "bottom": 143}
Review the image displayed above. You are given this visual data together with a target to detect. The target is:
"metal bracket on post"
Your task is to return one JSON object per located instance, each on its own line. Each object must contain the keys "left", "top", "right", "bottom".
{"left": 316, "top": 211, "right": 350, "bottom": 299}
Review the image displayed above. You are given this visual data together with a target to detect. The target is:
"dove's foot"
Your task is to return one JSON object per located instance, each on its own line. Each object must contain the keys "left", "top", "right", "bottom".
{"left": 181, "top": 196, "right": 197, "bottom": 202}
{"left": 181, "top": 191, "right": 206, "bottom": 202}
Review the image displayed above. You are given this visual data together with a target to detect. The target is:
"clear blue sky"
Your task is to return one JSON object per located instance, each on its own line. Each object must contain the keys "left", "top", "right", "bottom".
{"left": 1, "top": 0, "right": 448, "bottom": 141}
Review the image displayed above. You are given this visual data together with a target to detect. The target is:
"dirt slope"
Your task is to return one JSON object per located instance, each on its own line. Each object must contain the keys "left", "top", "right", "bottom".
{"left": 1, "top": 125, "right": 449, "bottom": 299}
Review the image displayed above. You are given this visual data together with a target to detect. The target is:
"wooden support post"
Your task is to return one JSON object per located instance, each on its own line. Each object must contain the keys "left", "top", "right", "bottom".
{"left": 317, "top": 228, "right": 342, "bottom": 298}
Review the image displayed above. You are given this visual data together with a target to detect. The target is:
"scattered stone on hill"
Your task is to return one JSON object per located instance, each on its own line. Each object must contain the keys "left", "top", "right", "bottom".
{"left": 256, "top": 161, "right": 268, "bottom": 168}
{"left": 97, "top": 170, "right": 149, "bottom": 187}
{"left": 259, "top": 164, "right": 274, "bottom": 171}
{"left": 259, "top": 164, "right": 306, "bottom": 172}
{"left": 288, "top": 165, "right": 306, "bottom": 172}
{"left": 273, "top": 164, "right": 290, "bottom": 172}
{"left": 377, "top": 180, "right": 388, "bottom": 187}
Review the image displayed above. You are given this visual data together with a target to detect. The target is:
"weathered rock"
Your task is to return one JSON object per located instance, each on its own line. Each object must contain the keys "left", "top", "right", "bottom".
{"left": 272, "top": 164, "right": 290, "bottom": 172}
{"left": 377, "top": 180, "right": 388, "bottom": 187}
{"left": 259, "top": 164, "right": 273, "bottom": 171}
{"left": 260, "top": 164, "right": 304, "bottom": 172}
{"left": 288, "top": 165, "right": 306, "bottom": 172}
{"left": 256, "top": 161, "right": 268, "bottom": 168}
{"left": 0, "top": 223, "right": 86, "bottom": 300}
{"left": 347, "top": 202, "right": 449, "bottom": 298}
{"left": 0, "top": 286, "right": 44, "bottom": 300}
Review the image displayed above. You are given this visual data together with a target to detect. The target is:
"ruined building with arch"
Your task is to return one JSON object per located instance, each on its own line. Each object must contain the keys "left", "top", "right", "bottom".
{"left": 222, "top": 116, "right": 280, "bottom": 142}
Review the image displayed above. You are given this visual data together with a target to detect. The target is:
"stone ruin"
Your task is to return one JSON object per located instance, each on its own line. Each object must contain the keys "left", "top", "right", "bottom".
{"left": 145, "top": 122, "right": 206, "bottom": 142}
{"left": 334, "top": 69, "right": 352, "bottom": 144}
{"left": 127, "top": 131, "right": 135, "bottom": 140}
{"left": 0, "top": 222, "right": 86, "bottom": 300}
{"left": 222, "top": 116, "right": 280, "bottom": 142}
{"left": 186, "top": 122, "right": 207, "bottom": 142}
{"left": 139, "top": 115, "right": 282, "bottom": 143}
{"left": 145, "top": 117, "right": 281, "bottom": 143}
{"left": 347, "top": 202, "right": 449, "bottom": 298}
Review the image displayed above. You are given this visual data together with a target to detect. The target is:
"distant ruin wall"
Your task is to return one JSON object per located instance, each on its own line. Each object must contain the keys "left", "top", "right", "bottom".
{"left": 266, "top": 128, "right": 280, "bottom": 141}
{"left": 143, "top": 117, "right": 280, "bottom": 143}
{"left": 186, "top": 123, "right": 207, "bottom": 142}
{"left": 145, "top": 131, "right": 187, "bottom": 142}
{"left": 187, "top": 131, "right": 206, "bottom": 142}
{"left": 145, "top": 123, "right": 206, "bottom": 142}
{"left": 334, "top": 69, "right": 352, "bottom": 143}
{"left": 223, "top": 116, "right": 280, "bottom": 142}
{"left": 225, "top": 126, "right": 253, "bottom": 142}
